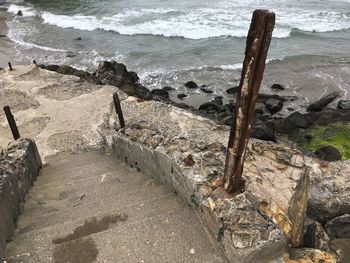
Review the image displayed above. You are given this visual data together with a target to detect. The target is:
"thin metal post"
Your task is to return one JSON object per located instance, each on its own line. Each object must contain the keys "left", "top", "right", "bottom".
{"left": 223, "top": 10, "right": 275, "bottom": 194}
{"left": 3, "top": 106, "right": 20, "bottom": 140}
{"left": 8, "top": 62, "right": 13, "bottom": 71}
{"left": 113, "top": 92, "right": 125, "bottom": 128}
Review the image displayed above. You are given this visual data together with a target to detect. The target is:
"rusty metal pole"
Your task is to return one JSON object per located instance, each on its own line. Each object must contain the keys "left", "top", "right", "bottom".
{"left": 3, "top": 106, "right": 20, "bottom": 140}
{"left": 8, "top": 62, "right": 13, "bottom": 71}
{"left": 223, "top": 10, "right": 275, "bottom": 194}
{"left": 113, "top": 92, "right": 125, "bottom": 128}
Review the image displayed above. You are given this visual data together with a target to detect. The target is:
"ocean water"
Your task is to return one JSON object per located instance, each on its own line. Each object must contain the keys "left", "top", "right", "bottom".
{"left": 5, "top": 0, "right": 350, "bottom": 113}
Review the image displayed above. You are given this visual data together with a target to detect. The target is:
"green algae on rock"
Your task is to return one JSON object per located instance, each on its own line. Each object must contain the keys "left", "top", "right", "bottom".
{"left": 301, "top": 122, "right": 350, "bottom": 160}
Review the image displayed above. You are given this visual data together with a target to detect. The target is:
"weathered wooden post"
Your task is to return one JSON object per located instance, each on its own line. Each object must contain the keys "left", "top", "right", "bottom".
{"left": 223, "top": 10, "right": 275, "bottom": 193}
{"left": 8, "top": 62, "right": 13, "bottom": 71}
{"left": 113, "top": 92, "right": 125, "bottom": 128}
{"left": 3, "top": 106, "right": 21, "bottom": 140}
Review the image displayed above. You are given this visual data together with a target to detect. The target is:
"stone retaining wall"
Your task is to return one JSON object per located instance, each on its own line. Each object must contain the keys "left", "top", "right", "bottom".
{"left": 102, "top": 95, "right": 312, "bottom": 262}
{"left": 0, "top": 139, "right": 42, "bottom": 257}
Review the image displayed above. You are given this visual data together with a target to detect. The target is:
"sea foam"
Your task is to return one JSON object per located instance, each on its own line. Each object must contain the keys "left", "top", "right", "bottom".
{"left": 7, "top": 4, "right": 350, "bottom": 40}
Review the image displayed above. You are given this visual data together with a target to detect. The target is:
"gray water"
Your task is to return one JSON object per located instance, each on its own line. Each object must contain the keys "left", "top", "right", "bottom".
{"left": 5, "top": 0, "right": 350, "bottom": 113}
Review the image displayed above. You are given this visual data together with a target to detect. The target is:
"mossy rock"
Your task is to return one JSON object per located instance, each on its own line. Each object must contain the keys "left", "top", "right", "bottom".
{"left": 299, "top": 122, "right": 350, "bottom": 160}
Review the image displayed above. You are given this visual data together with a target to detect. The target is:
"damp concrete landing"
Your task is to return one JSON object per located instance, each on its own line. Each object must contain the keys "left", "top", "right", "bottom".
{"left": 4, "top": 151, "right": 227, "bottom": 263}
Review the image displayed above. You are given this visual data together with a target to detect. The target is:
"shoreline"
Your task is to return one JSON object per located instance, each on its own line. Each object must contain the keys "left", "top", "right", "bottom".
{"left": 0, "top": 5, "right": 17, "bottom": 69}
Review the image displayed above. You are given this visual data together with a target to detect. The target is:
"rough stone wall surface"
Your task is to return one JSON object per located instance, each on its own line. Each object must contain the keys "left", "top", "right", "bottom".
{"left": 102, "top": 96, "right": 311, "bottom": 262}
{"left": 0, "top": 139, "right": 42, "bottom": 258}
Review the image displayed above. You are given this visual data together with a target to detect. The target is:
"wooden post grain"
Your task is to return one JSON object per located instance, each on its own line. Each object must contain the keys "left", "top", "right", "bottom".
{"left": 113, "top": 92, "right": 125, "bottom": 128}
{"left": 223, "top": 10, "right": 275, "bottom": 193}
{"left": 3, "top": 106, "right": 20, "bottom": 140}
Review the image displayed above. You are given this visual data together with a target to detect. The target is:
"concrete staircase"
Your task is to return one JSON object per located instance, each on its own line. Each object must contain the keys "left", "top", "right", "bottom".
{"left": 4, "top": 151, "right": 226, "bottom": 263}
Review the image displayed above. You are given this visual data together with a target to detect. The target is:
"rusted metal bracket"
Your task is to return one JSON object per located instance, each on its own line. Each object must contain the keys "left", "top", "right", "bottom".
{"left": 3, "top": 106, "right": 20, "bottom": 140}
{"left": 223, "top": 10, "right": 275, "bottom": 194}
{"left": 113, "top": 92, "right": 125, "bottom": 128}
{"left": 8, "top": 62, "right": 13, "bottom": 71}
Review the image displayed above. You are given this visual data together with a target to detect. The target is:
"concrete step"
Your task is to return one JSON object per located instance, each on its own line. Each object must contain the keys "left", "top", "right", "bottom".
{"left": 16, "top": 184, "right": 174, "bottom": 234}
{"left": 6, "top": 204, "right": 226, "bottom": 263}
{"left": 5, "top": 151, "right": 227, "bottom": 263}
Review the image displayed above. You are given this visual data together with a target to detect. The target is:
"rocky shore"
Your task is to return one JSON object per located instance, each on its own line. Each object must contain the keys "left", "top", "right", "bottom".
{"left": 37, "top": 60, "right": 350, "bottom": 162}
{"left": 0, "top": 64, "right": 349, "bottom": 262}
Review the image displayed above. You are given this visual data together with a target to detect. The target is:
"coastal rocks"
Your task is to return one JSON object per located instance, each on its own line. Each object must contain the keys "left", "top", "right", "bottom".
{"left": 307, "top": 91, "right": 339, "bottom": 112}
{"left": 314, "top": 146, "right": 342, "bottom": 162}
{"left": 17, "top": 10, "right": 23, "bottom": 16}
{"left": 306, "top": 159, "right": 350, "bottom": 224}
{"left": 338, "top": 100, "right": 350, "bottom": 110}
{"left": 177, "top": 94, "right": 187, "bottom": 100}
{"left": 285, "top": 248, "right": 338, "bottom": 263}
{"left": 199, "top": 101, "right": 219, "bottom": 112}
{"left": 250, "top": 120, "right": 276, "bottom": 142}
{"left": 303, "top": 221, "right": 331, "bottom": 251}
{"left": 325, "top": 214, "right": 350, "bottom": 239}
{"left": 150, "top": 89, "right": 169, "bottom": 99}
{"left": 184, "top": 81, "right": 198, "bottom": 89}
{"left": 200, "top": 86, "right": 213, "bottom": 94}
{"left": 265, "top": 98, "right": 283, "bottom": 114}
{"left": 226, "top": 86, "right": 239, "bottom": 95}
{"left": 271, "top": 83, "right": 285, "bottom": 91}
{"left": 93, "top": 61, "right": 151, "bottom": 99}
{"left": 38, "top": 64, "right": 90, "bottom": 79}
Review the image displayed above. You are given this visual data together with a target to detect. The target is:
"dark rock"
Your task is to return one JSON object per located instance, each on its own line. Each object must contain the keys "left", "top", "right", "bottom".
{"left": 120, "top": 83, "right": 151, "bottom": 100}
{"left": 162, "top": 86, "right": 174, "bottom": 92}
{"left": 276, "top": 118, "right": 299, "bottom": 135}
{"left": 38, "top": 64, "right": 90, "bottom": 79}
{"left": 338, "top": 100, "right": 350, "bottom": 110}
{"left": 150, "top": 89, "right": 169, "bottom": 99}
{"left": 177, "top": 94, "right": 187, "bottom": 100}
{"left": 257, "top": 93, "right": 286, "bottom": 103}
{"left": 75, "top": 37, "right": 82, "bottom": 41}
{"left": 174, "top": 102, "right": 189, "bottom": 109}
{"left": 284, "top": 112, "right": 314, "bottom": 129}
{"left": 200, "top": 86, "right": 213, "bottom": 94}
{"left": 271, "top": 84, "right": 285, "bottom": 91}
{"left": 94, "top": 61, "right": 128, "bottom": 86}
{"left": 39, "top": 64, "right": 59, "bottom": 72}
{"left": 254, "top": 102, "right": 266, "bottom": 115}
{"left": 17, "top": 10, "right": 23, "bottom": 16}
{"left": 66, "top": 51, "right": 76, "bottom": 58}
{"left": 225, "top": 101, "right": 235, "bottom": 112}
{"left": 265, "top": 98, "right": 283, "bottom": 114}
{"left": 213, "top": 97, "right": 223, "bottom": 105}
{"left": 184, "top": 81, "right": 198, "bottom": 89}
{"left": 251, "top": 120, "right": 276, "bottom": 142}
{"left": 287, "top": 248, "right": 338, "bottom": 263}
{"left": 325, "top": 214, "right": 350, "bottom": 239}
{"left": 199, "top": 102, "right": 219, "bottom": 112}
{"left": 307, "top": 91, "right": 339, "bottom": 112}
{"left": 125, "top": 71, "right": 139, "bottom": 83}
{"left": 226, "top": 86, "right": 239, "bottom": 95}
{"left": 303, "top": 221, "right": 331, "bottom": 251}
{"left": 287, "top": 107, "right": 294, "bottom": 111}
{"left": 314, "top": 146, "right": 342, "bottom": 162}
{"left": 0, "top": 34, "right": 6, "bottom": 38}
{"left": 222, "top": 116, "right": 233, "bottom": 126}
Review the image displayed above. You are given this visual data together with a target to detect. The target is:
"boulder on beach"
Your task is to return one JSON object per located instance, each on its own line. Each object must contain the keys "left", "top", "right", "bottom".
{"left": 150, "top": 89, "right": 169, "bottom": 99}
{"left": 251, "top": 120, "right": 276, "bottom": 142}
{"left": 325, "top": 214, "right": 350, "bottom": 239}
{"left": 17, "top": 10, "right": 23, "bottom": 16}
{"left": 200, "top": 86, "right": 213, "bottom": 94}
{"left": 184, "top": 81, "right": 198, "bottom": 89}
{"left": 271, "top": 83, "right": 285, "bottom": 91}
{"left": 303, "top": 220, "right": 330, "bottom": 251}
{"left": 177, "top": 94, "right": 187, "bottom": 100}
{"left": 265, "top": 98, "right": 283, "bottom": 114}
{"left": 198, "top": 101, "right": 220, "bottom": 112}
{"left": 307, "top": 91, "right": 339, "bottom": 112}
{"left": 226, "top": 86, "right": 239, "bottom": 94}
{"left": 338, "top": 100, "right": 350, "bottom": 110}
{"left": 314, "top": 145, "right": 342, "bottom": 162}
